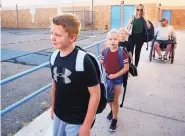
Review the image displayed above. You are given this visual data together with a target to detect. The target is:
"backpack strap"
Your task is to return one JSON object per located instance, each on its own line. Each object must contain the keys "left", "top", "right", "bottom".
{"left": 103, "top": 47, "right": 109, "bottom": 65}
{"left": 118, "top": 47, "right": 124, "bottom": 68}
{"left": 76, "top": 50, "right": 86, "bottom": 71}
{"left": 50, "top": 50, "right": 60, "bottom": 66}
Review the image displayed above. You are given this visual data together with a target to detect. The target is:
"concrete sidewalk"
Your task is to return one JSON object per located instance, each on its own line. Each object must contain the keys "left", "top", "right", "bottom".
{"left": 14, "top": 31, "right": 185, "bottom": 136}
{"left": 14, "top": 74, "right": 185, "bottom": 136}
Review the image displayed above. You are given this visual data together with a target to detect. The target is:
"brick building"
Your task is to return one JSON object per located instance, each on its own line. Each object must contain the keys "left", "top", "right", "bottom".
{"left": 1, "top": 0, "right": 185, "bottom": 30}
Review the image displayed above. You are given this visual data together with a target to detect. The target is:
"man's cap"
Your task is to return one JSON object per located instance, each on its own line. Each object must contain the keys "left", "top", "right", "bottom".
{"left": 159, "top": 18, "right": 168, "bottom": 22}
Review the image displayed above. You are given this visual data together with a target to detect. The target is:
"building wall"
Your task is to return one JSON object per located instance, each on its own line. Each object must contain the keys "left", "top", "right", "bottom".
{"left": 144, "top": 3, "right": 158, "bottom": 26}
{"left": 1, "top": 6, "right": 90, "bottom": 28}
{"left": 1, "top": 10, "right": 17, "bottom": 28}
{"left": 171, "top": 9, "right": 185, "bottom": 29}
{"left": 34, "top": 8, "right": 57, "bottom": 28}
{"left": 1, "top": 8, "right": 57, "bottom": 28}
{"left": 1, "top": 4, "right": 185, "bottom": 30}
{"left": 94, "top": 5, "right": 111, "bottom": 30}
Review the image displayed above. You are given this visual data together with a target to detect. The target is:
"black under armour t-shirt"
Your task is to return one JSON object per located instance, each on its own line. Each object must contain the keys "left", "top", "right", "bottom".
{"left": 50, "top": 48, "right": 99, "bottom": 124}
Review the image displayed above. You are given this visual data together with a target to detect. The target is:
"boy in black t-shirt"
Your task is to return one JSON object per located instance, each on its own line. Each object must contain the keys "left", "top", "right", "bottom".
{"left": 50, "top": 13, "right": 100, "bottom": 136}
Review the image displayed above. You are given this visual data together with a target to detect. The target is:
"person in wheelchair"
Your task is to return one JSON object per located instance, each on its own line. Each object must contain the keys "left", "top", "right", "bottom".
{"left": 154, "top": 18, "right": 177, "bottom": 60}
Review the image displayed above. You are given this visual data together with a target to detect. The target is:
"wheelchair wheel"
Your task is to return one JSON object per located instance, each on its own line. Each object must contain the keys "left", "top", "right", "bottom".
{"left": 149, "top": 40, "right": 155, "bottom": 62}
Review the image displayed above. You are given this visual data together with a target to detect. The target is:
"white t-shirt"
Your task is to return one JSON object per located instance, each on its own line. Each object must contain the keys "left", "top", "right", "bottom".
{"left": 155, "top": 25, "right": 176, "bottom": 42}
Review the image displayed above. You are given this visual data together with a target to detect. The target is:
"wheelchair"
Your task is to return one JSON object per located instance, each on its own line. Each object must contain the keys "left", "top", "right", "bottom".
{"left": 149, "top": 37, "right": 175, "bottom": 64}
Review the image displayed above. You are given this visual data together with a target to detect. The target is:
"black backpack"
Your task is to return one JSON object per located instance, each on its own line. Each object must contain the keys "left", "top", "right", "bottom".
{"left": 75, "top": 46, "right": 107, "bottom": 114}
{"left": 143, "top": 19, "right": 154, "bottom": 50}
{"left": 143, "top": 20, "right": 154, "bottom": 42}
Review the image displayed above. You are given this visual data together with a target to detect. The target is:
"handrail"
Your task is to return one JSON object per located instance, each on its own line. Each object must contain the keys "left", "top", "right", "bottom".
{"left": 0, "top": 62, "right": 49, "bottom": 85}
{"left": 0, "top": 83, "right": 52, "bottom": 116}
{"left": 0, "top": 39, "right": 105, "bottom": 116}
{"left": 83, "top": 39, "right": 106, "bottom": 50}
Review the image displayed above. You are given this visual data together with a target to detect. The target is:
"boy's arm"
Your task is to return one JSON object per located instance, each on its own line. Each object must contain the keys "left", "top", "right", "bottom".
{"left": 80, "top": 55, "right": 100, "bottom": 130}
{"left": 51, "top": 79, "right": 56, "bottom": 120}
{"left": 114, "top": 63, "right": 129, "bottom": 78}
{"left": 82, "top": 84, "right": 100, "bottom": 128}
{"left": 100, "top": 50, "right": 104, "bottom": 66}
{"left": 79, "top": 84, "right": 100, "bottom": 136}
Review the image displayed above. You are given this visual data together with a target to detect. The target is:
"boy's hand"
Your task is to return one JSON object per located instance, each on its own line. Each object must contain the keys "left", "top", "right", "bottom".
{"left": 51, "top": 109, "right": 54, "bottom": 120}
{"left": 79, "top": 125, "right": 90, "bottom": 136}
{"left": 108, "top": 74, "right": 117, "bottom": 79}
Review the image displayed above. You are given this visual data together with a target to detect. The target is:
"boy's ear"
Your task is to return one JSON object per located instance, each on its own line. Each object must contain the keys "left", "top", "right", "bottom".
{"left": 69, "top": 34, "right": 77, "bottom": 43}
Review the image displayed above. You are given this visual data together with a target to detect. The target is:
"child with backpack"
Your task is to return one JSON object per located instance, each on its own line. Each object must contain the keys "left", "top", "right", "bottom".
{"left": 118, "top": 28, "right": 133, "bottom": 63}
{"left": 50, "top": 13, "right": 101, "bottom": 136}
{"left": 118, "top": 28, "right": 133, "bottom": 107}
{"left": 100, "top": 29, "right": 129, "bottom": 132}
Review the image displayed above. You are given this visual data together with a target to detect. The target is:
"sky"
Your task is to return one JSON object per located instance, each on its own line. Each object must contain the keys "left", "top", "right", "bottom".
{"left": 1, "top": 0, "right": 90, "bottom": 7}
{"left": 1, "top": 0, "right": 185, "bottom": 7}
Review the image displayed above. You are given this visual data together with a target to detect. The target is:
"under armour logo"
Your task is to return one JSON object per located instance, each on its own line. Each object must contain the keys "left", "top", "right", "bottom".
{"left": 53, "top": 67, "right": 72, "bottom": 84}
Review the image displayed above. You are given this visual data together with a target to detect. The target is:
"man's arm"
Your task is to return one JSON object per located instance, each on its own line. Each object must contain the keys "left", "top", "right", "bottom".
{"left": 51, "top": 79, "right": 56, "bottom": 120}
{"left": 171, "top": 26, "right": 177, "bottom": 43}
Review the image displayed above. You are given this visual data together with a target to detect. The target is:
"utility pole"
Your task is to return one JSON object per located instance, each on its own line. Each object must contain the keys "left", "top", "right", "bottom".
{"left": 16, "top": 4, "right": 20, "bottom": 33}
{"left": 121, "top": 0, "right": 124, "bottom": 28}
{"left": 157, "top": 3, "right": 161, "bottom": 26}
{"left": 92, "top": 0, "right": 94, "bottom": 30}
{"left": 73, "top": 0, "right": 74, "bottom": 14}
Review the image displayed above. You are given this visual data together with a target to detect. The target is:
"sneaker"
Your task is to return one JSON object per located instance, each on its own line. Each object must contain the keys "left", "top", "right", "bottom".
{"left": 109, "top": 119, "right": 117, "bottom": 132}
{"left": 107, "top": 111, "right": 112, "bottom": 121}
{"left": 158, "top": 55, "right": 162, "bottom": 60}
{"left": 163, "top": 55, "right": 167, "bottom": 60}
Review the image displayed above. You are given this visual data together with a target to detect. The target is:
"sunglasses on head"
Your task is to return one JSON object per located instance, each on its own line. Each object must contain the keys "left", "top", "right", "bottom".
{"left": 137, "top": 9, "right": 143, "bottom": 12}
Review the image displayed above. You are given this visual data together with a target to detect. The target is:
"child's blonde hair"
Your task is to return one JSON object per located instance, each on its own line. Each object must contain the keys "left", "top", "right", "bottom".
{"left": 52, "top": 13, "right": 81, "bottom": 36}
{"left": 106, "top": 29, "right": 119, "bottom": 39}
{"left": 118, "top": 28, "right": 128, "bottom": 35}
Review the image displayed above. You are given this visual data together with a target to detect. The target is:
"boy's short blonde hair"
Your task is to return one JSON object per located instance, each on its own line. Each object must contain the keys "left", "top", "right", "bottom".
{"left": 118, "top": 28, "right": 128, "bottom": 35}
{"left": 52, "top": 13, "right": 81, "bottom": 36}
{"left": 107, "top": 29, "right": 119, "bottom": 39}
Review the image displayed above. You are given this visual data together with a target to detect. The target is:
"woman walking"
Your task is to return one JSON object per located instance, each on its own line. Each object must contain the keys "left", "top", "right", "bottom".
{"left": 127, "top": 4, "right": 151, "bottom": 67}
